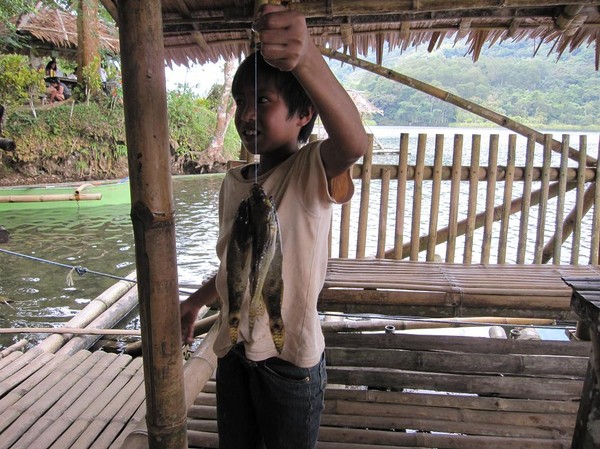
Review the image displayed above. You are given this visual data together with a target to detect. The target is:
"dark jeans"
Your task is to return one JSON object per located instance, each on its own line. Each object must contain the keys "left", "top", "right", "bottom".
{"left": 216, "top": 344, "right": 327, "bottom": 449}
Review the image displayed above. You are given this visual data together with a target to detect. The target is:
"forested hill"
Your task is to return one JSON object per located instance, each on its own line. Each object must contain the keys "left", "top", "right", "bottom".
{"left": 331, "top": 41, "right": 600, "bottom": 130}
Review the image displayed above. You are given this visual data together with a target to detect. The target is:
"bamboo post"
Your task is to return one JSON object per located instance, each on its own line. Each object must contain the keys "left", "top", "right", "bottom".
{"left": 571, "top": 135, "right": 587, "bottom": 264}
{"left": 533, "top": 135, "right": 552, "bottom": 264}
{"left": 426, "top": 135, "right": 444, "bottom": 261}
{"left": 517, "top": 135, "right": 536, "bottom": 264}
{"left": 376, "top": 168, "right": 391, "bottom": 259}
{"left": 463, "top": 134, "right": 480, "bottom": 264}
{"left": 550, "top": 135, "right": 570, "bottom": 264}
{"left": 410, "top": 134, "right": 426, "bottom": 261}
{"left": 481, "top": 134, "right": 498, "bottom": 264}
{"left": 592, "top": 140, "right": 600, "bottom": 265}
{"left": 117, "top": 1, "right": 187, "bottom": 448}
{"left": 339, "top": 201, "right": 351, "bottom": 258}
{"left": 446, "top": 134, "right": 463, "bottom": 263}
{"left": 393, "top": 133, "right": 409, "bottom": 260}
{"left": 498, "top": 135, "right": 516, "bottom": 264}
{"left": 356, "top": 134, "right": 373, "bottom": 258}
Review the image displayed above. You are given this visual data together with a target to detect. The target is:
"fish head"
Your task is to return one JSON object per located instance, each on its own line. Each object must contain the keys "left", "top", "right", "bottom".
{"left": 249, "top": 184, "right": 276, "bottom": 222}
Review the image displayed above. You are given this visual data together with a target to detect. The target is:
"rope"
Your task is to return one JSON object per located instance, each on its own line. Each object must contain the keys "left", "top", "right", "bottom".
{"left": 0, "top": 248, "right": 198, "bottom": 295}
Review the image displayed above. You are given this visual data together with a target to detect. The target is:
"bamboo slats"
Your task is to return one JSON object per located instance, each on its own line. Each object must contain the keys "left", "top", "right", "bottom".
{"left": 334, "top": 130, "right": 599, "bottom": 265}
{"left": 0, "top": 350, "right": 145, "bottom": 449}
{"left": 320, "top": 258, "right": 600, "bottom": 318}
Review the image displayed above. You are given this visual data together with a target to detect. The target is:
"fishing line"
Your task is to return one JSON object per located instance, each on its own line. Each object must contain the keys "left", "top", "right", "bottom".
{"left": 0, "top": 248, "right": 198, "bottom": 295}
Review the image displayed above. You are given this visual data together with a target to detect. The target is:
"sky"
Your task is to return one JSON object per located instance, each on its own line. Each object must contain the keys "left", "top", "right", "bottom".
{"left": 164, "top": 60, "right": 225, "bottom": 95}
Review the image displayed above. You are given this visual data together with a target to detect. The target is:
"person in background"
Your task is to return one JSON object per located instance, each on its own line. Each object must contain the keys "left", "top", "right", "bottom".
{"left": 46, "top": 78, "right": 71, "bottom": 104}
{"left": 179, "top": 4, "right": 367, "bottom": 449}
{"left": 45, "top": 58, "right": 58, "bottom": 77}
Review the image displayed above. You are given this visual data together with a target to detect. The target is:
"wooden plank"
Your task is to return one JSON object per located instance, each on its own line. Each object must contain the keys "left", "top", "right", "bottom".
{"left": 324, "top": 333, "right": 590, "bottom": 357}
{"left": 326, "top": 346, "right": 587, "bottom": 377}
{"left": 376, "top": 167, "right": 390, "bottom": 259}
{"left": 327, "top": 366, "right": 583, "bottom": 401}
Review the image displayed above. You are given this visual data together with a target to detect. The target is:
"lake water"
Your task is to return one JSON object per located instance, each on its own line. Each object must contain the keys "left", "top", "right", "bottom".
{"left": 1, "top": 126, "right": 598, "bottom": 349}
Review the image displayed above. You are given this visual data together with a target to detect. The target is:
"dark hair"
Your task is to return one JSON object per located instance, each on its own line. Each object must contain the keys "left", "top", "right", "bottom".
{"left": 232, "top": 52, "right": 318, "bottom": 143}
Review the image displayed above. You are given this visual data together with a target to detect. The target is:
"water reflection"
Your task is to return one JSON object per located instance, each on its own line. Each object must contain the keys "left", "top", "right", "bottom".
{"left": 0, "top": 175, "right": 223, "bottom": 348}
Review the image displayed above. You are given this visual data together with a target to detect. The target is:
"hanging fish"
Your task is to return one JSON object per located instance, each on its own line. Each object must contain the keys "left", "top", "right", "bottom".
{"left": 226, "top": 183, "right": 285, "bottom": 353}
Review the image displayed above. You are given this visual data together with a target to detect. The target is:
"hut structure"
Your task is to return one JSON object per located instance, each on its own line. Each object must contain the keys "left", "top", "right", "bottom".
{"left": 2, "top": 1, "right": 600, "bottom": 449}
{"left": 1, "top": 6, "right": 119, "bottom": 62}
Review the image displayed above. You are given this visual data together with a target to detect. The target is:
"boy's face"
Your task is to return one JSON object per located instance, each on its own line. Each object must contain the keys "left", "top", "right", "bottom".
{"left": 234, "top": 78, "right": 307, "bottom": 156}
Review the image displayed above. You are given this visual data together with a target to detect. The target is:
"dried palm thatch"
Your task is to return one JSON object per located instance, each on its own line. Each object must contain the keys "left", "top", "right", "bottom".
{"left": 2, "top": 6, "right": 119, "bottom": 59}
{"left": 100, "top": 0, "right": 600, "bottom": 69}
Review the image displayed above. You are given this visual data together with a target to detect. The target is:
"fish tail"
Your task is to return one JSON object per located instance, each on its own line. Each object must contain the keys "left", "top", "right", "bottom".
{"left": 270, "top": 318, "right": 285, "bottom": 353}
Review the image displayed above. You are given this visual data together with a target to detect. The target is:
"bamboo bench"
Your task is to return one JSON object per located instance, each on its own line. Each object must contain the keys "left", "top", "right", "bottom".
{"left": 319, "top": 258, "right": 600, "bottom": 320}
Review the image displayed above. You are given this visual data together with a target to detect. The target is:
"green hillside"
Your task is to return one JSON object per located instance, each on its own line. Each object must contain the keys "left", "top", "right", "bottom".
{"left": 331, "top": 41, "right": 600, "bottom": 130}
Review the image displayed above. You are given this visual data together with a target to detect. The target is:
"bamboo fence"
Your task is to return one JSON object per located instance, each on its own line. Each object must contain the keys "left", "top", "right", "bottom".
{"left": 330, "top": 131, "right": 600, "bottom": 266}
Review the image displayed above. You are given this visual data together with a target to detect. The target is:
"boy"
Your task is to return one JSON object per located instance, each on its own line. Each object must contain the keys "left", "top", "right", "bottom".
{"left": 180, "top": 5, "right": 367, "bottom": 448}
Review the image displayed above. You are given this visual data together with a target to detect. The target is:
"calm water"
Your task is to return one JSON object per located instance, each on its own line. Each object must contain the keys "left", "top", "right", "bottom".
{"left": 1, "top": 126, "right": 598, "bottom": 349}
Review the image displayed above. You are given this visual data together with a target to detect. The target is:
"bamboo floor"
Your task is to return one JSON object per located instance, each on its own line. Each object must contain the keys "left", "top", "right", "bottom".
{"left": 0, "top": 325, "right": 591, "bottom": 449}
{"left": 187, "top": 331, "right": 591, "bottom": 449}
{"left": 320, "top": 259, "right": 600, "bottom": 319}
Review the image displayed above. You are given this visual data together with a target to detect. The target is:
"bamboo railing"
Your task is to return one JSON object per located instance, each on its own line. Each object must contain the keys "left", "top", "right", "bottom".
{"left": 330, "top": 131, "right": 600, "bottom": 265}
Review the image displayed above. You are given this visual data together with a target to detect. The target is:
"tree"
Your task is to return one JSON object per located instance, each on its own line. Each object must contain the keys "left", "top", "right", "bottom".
{"left": 201, "top": 58, "right": 237, "bottom": 168}
{"left": 77, "top": 0, "right": 101, "bottom": 99}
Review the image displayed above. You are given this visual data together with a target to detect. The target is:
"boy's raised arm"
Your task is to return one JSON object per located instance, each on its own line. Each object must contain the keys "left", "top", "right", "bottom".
{"left": 254, "top": 6, "right": 368, "bottom": 178}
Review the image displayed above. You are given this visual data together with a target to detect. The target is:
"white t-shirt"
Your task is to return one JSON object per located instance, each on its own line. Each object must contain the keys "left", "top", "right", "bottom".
{"left": 212, "top": 140, "right": 353, "bottom": 367}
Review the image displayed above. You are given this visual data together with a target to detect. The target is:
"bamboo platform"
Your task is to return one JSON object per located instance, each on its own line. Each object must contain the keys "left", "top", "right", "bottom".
{"left": 185, "top": 331, "right": 590, "bottom": 449}
{"left": 320, "top": 259, "right": 600, "bottom": 319}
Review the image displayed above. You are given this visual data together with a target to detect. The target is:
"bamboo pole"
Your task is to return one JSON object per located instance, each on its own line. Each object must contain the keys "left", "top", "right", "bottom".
{"left": 34, "top": 272, "right": 136, "bottom": 354}
{"left": 0, "top": 193, "right": 102, "bottom": 203}
{"left": 446, "top": 134, "right": 463, "bottom": 263}
{"left": 0, "top": 327, "right": 141, "bottom": 335}
{"left": 393, "top": 133, "right": 409, "bottom": 260}
{"left": 517, "top": 135, "right": 536, "bottom": 264}
{"left": 533, "top": 135, "right": 552, "bottom": 264}
{"left": 571, "top": 135, "right": 587, "bottom": 264}
{"left": 376, "top": 168, "right": 390, "bottom": 259}
{"left": 318, "top": 47, "right": 596, "bottom": 166}
{"left": 410, "top": 134, "right": 426, "bottom": 261}
{"left": 0, "top": 340, "right": 28, "bottom": 358}
{"left": 339, "top": 201, "right": 351, "bottom": 258}
{"left": 426, "top": 135, "right": 444, "bottom": 261}
{"left": 464, "top": 134, "right": 480, "bottom": 264}
{"left": 117, "top": 1, "right": 187, "bottom": 448}
{"left": 498, "top": 136, "right": 516, "bottom": 264}
{"left": 356, "top": 134, "right": 373, "bottom": 258}
{"left": 551, "top": 135, "right": 570, "bottom": 265}
{"left": 482, "top": 134, "right": 498, "bottom": 264}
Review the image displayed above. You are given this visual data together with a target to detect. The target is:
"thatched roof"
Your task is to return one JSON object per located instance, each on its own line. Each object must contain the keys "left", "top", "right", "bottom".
{"left": 4, "top": 7, "right": 119, "bottom": 59}
{"left": 101, "top": 1, "right": 600, "bottom": 68}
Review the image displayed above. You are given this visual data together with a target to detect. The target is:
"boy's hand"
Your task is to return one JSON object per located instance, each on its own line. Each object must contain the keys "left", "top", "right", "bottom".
{"left": 180, "top": 298, "right": 201, "bottom": 345}
{"left": 253, "top": 4, "right": 311, "bottom": 72}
